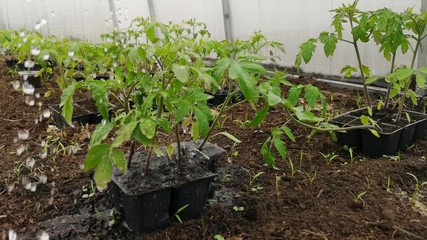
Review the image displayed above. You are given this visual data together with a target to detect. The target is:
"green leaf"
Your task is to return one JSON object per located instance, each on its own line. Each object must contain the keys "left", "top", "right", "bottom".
{"left": 273, "top": 139, "right": 287, "bottom": 160}
{"left": 360, "top": 115, "right": 370, "bottom": 125}
{"left": 319, "top": 32, "right": 338, "bottom": 57}
{"left": 87, "top": 81, "right": 109, "bottom": 119}
{"left": 249, "top": 105, "right": 269, "bottom": 127}
{"left": 94, "top": 154, "right": 113, "bottom": 190}
{"left": 294, "top": 110, "right": 324, "bottom": 122}
{"left": 172, "top": 64, "right": 189, "bottom": 83}
{"left": 370, "top": 129, "right": 380, "bottom": 138}
{"left": 304, "top": 85, "right": 320, "bottom": 108}
{"left": 261, "top": 142, "right": 275, "bottom": 167}
{"left": 157, "top": 118, "right": 172, "bottom": 133}
{"left": 416, "top": 74, "right": 426, "bottom": 88}
{"left": 240, "top": 61, "right": 267, "bottom": 74}
{"left": 367, "top": 106, "right": 373, "bottom": 116}
{"left": 132, "top": 126, "right": 153, "bottom": 145}
{"left": 361, "top": 65, "right": 371, "bottom": 77}
{"left": 213, "top": 58, "right": 231, "bottom": 80}
{"left": 298, "top": 38, "right": 317, "bottom": 64}
{"left": 194, "top": 105, "right": 212, "bottom": 138}
{"left": 128, "top": 47, "right": 144, "bottom": 65}
{"left": 366, "top": 76, "right": 378, "bottom": 85}
{"left": 418, "top": 66, "right": 427, "bottom": 75}
{"left": 218, "top": 131, "right": 241, "bottom": 143}
{"left": 84, "top": 144, "right": 110, "bottom": 171}
{"left": 394, "top": 68, "right": 413, "bottom": 80}
{"left": 176, "top": 100, "right": 193, "bottom": 122}
{"left": 89, "top": 122, "right": 114, "bottom": 147}
{"left": 288, "top": 86, "right": 302, "bottom": 106}
{"left": 340, "top": 65, "right": 358, "bottom": 78}
{"left": 110, "top": 147, "right": 127, "bottom": 173}
{"left": 282, "top": 126, "right": 296, "bottom": 142}
{"left": 60, "top": 82, "right": 77, "bottom": 124}
{"left": 267, "top": 91, "right": 282, "bottom": 106}
{"left": 139, "top": 118, "right": 157, "bottom": 139}
{"left": 112, "top": 121, "right": 138, "bottom": 148}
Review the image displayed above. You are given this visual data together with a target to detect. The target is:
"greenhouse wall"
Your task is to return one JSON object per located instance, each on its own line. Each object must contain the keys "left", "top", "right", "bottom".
{"left": 0, "top": 0, "right": 423, "bottom": 76}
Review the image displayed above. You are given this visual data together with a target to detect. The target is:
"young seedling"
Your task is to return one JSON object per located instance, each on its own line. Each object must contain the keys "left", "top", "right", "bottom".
{"left": 406, "top": 173, "right": 427, "bottom": 206}
{"left": 173, "top": 204, "right": 189, "bottom": 224}
{"left": 365, "top": 177, "right": 372, "bottom": 190}
{"left": 304, "top": 170, "right": 317, "bottom": 186}
{"left": 386, "top": 175, "right": 392, "bottom": 193}
{"left": 320, "top": 152, "right": 339, "bottom": 165}
{"left": 350, "top": 191, "right": 367, "bottom": 208}
{"left": 242, "top": 168, "right": 264, "bottom": 192}
{"left": 232, "top": 206, "right": 244, "bottom": 212}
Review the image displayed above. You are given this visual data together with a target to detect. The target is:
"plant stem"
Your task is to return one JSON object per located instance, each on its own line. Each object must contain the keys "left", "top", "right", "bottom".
{"left": 175, "top": 124, "right": 182, "bottom": 170}
{"left": 284, "top": 108, "right": 376, "bottom": 132}
{"left": 127, "top": 140, "right": 136, "bottom": 168}
{"left": 384, "top": 53, "right": 396, "bottom": 109}
{"left": 198, "top": 82, "right": 237, "bottom": 150}
{"left": 396, "top": 37, "right": 420, "bottom": 121}
{"left": 349, "top": 18, "right": 372, "bottom": 107}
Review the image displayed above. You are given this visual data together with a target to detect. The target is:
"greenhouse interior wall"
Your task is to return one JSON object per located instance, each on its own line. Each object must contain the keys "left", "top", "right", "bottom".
{"left": 1, "top": 0, "right": 426, "bottom": 78}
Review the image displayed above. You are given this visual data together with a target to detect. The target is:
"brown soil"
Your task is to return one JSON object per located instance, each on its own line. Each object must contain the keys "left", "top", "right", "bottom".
{"left": 1, "top": 59, "right": 427, "bottom": 240}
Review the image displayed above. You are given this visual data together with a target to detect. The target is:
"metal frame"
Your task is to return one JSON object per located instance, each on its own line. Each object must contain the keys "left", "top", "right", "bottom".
{"left": 222, "top": 0, "right": 233, "bottom": 41}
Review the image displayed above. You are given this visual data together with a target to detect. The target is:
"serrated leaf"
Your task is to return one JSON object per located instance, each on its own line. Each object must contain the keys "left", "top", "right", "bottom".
{"left": 89, "top": 122, "right": 114, "bottom": 147}
{"left": 282, "top": 126, "right": 296, "bottom": 142}
{"left": 87, "top": 81, "right": 109, "bottom": 119}
{"left": 240, "top": 61, "right": 267, "bottom": 74}
{"left": 249, "top": 105, "right": 269, "bottom": 127}
{"left": 267, "top": 91, "right": 282, "bottom": 106}
{"left": 194, "top": 105, "right": 212, "bottom": 138}
{"left": 172, "top": 64, "right": 189, "bottom": 83}
{"left": 362, "top": 65, "right": 371, "bottom": 77}
{"left": 112, "top": 121, "right": 138, "bottom": 148}
{"left": 111, "top": 147, "right": 127, "bottom": 172}
{"left": 176, "top": 100, "right": 193, "bottom": 122}
{"left": 139, "top": 118, "right": 156, "bottom": 139}
{"left": 416, "top": 74, "right": 426, "bottom": 88}
{"left": 340, "top": 65, "right": 358, "bottom": 78}
{"left": 294, "top": 109, "right": 324, "bottom": 122}
{"left": 319, "top": 32, "right": 338, "bottom": 57}
{"left": 418, "top": 67, "right": 427, "bottom": 76}
{"left": 298, "top": 38, "right": 317, "bottom": 64}
{"left": 288, "top": 86, "right": 302, "bottom": 106}
{"left": 84, "top": 144, "right": 110, "bottom": 171}
{"left": 94, "top": 154, "right": 113, "bottom": 190}
{"left": 60, "top": 82, "right": 77, "bottom": 124}
{"left": 304, "top": 85, "right": 320, "bottom": 108}
{"left": 273, "top": 139, "right": 287, "bottom": 160}
{"left": 261, "top": 143, "right": 275, "bottom": 167}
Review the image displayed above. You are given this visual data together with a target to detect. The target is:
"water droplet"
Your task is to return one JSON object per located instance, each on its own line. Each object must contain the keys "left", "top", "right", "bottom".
{"left": 25, "top": 96, "right": 35, "bottom": 106}
{"left": 13, "top": 138, "right": 17, "bottom": 143}
{"left": 43, "top": 54, "right": 49, "bottom": 60}
{"left": 7, "top": 183, "right": 15, "bottom": 193}
{"left": 9, "top": 229, "right": 17, "bottom": 240}
{"left": 24, "top": 59, "right": 35, "bottom": 68}
{"left": 34, "top": 118, "right": 39, "bottom": 124}
{"left": 34, "top": 23, "right": 41, "bottom": 30}
{"left": 19, "top": 31, "right": 26, "bottom": 37}
{"left": 35, "top": 93, "right": 40, "bottom": 98}
{"left": 12, "top": 81, "right": 20, "bottom": 90}
{"left": 39, "top": 175, "right": 48, "bottom": 184}
{"left": 31, "top": 48, "right": 41, "bottom": 56}
{"left": 68, "top": 51, "right": 74, "bottom": 57}
{"left": 26, "top": 157, "right": 35, "bottom": 168}
{"left": 39, "top": 230, "right": 49, "bottom": 240}
{"left": 43, "top": 109, "right": 51, "bottom": 118}
{"left": 18, "top": 129, "right": 29, "bottom": 140}
{"left": 22, "top": 82, "right": 35, "bottom": 95}
{"left": 50, "top": 11, "right": 55, "bottom": 16}
{"left": 17, "top": 144, "right": 25, "bottom": 156}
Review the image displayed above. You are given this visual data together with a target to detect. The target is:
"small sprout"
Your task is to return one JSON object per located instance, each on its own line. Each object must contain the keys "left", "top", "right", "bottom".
{"left": 173, "top": 204, "right": 189, "bottom": 224}
{"left": 42, "top": 109, "right": 51, "bottom": 118}
{"left": 24, "top": 59, "right": 35, "bottom": 68}
{"left": 12, "top": 81, "right": 20, "bottom": 90}
{"left": 22, "top": 82, "right": 35, "bottom": 95}
{"left": 213, "top": 235, "right": 225, "bottom": 240}
{"left": 31, "top": 48, "right": 41, "bottom": 56}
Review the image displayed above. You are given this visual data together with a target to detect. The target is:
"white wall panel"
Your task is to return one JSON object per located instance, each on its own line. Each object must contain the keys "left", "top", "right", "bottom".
{"left": 0, "top": 0, "right": 423, "bottom": 75}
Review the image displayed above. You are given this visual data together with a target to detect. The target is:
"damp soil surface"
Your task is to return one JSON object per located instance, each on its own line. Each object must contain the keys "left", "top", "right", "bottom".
{"left": 1, "top": 60, "right": 427, "bottom": 239}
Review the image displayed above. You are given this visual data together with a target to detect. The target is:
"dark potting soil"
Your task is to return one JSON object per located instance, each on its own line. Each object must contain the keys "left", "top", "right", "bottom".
{"left": 113, "top": 141, "right": 224, "bottom": 196}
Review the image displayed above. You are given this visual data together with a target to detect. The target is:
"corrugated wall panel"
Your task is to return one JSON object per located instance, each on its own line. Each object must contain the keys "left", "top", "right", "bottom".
{"left": 0, "top": 0, "right": 423, "bottom": 75}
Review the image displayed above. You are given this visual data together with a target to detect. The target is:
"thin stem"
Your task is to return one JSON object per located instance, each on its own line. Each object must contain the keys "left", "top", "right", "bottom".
{"left": 127, "top": 140, "right": 136, "bottom": 168}
{"left": 384, "top": 52, "right": 397, "bottom": 109}
{"left": 338, "top": 38, "right": 354, "bottom": 44}
{"left": 198, "top": 82, "right": 238, "bottom": 150}
{"left": 349, "top": 18, "right": 372, "bottom": 107}
{"left": 175, "top": 124, "right": 182, "bottom": 170}
{"left": 396, "top": 35, "right": 421, "bottom": 121}
{"left": 284, "top": 108, "right": 376, "bottom": 132}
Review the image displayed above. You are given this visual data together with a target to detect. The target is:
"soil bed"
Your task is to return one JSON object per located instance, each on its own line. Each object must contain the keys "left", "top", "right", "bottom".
{"left": 1, "top": 59, "right": 427, "bottom": 239}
